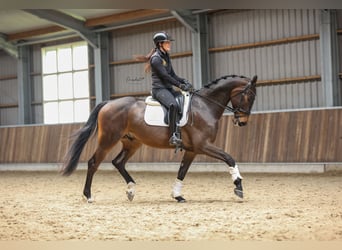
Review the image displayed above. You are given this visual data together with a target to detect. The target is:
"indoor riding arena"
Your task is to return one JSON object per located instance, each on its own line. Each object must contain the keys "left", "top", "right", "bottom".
{"left": 1, "top": 9, "right": 342, "bottom": 243}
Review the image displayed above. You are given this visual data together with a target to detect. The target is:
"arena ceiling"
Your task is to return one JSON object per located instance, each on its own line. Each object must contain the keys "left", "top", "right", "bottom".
{"left": 0, "top": 9, "right": 212, "bottom": 58}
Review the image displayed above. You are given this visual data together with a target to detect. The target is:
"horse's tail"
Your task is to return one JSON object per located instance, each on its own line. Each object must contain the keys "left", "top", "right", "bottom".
{"left": 61, "top": 101, "right": 108, "bottom": 176}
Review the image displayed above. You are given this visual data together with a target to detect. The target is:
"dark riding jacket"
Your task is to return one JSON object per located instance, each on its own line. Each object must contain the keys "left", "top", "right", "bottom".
{"left": 150, "top": 48, "right": 185, "bottom": 90}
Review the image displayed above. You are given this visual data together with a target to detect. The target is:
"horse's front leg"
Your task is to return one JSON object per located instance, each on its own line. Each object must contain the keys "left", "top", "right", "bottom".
{"left": 171, "top": 151, "right": 196, "bottom": 203}
{"left": 201, "top": 144, "right": 244, "bottom": 199}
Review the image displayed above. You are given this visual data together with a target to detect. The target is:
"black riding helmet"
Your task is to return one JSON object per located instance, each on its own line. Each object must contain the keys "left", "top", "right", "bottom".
{"left": 153, "top": 31, "right": 174, "bottom": 47}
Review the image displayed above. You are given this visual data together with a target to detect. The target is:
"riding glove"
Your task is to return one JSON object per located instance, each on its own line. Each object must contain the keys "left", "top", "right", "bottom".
{"left": 179, "top": 83, "right": 192, "bottom": 92}
{"left": 180, "top": 79, "right": 193, "bottom": 91}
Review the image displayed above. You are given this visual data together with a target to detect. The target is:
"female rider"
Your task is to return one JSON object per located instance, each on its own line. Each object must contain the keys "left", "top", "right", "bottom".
{"left": 135, "top": 31, "right": 193, "bottom": 147}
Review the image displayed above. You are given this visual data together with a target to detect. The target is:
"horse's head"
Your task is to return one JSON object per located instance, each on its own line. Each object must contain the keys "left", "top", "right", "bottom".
{"left": 230, "top": 75, "right": 257, "bottom": 126}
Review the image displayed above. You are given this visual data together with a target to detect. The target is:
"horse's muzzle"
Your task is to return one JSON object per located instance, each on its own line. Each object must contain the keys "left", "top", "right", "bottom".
{"left": 238, "top": 121, "right": 247, "bottom": 126}
{"left": 233, "top": 117, "right": 248, "bottom": 127}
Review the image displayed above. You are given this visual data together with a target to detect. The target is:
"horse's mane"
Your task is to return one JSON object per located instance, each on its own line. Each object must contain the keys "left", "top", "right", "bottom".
{"left": 204, "top": 74, "right": 249, "bottom": 88}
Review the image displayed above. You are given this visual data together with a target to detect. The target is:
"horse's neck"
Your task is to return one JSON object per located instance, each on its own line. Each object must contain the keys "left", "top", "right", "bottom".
{"left": 196, "top": 82, "right": 234, "bottom": 119}
{"left": 206, "top": 80, "right": 236, "bottom": 105}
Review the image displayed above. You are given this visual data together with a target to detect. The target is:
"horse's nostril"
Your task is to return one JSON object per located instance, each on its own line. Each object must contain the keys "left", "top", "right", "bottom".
{"left": 239, "top": 122, "right": 247, "bottom": 126}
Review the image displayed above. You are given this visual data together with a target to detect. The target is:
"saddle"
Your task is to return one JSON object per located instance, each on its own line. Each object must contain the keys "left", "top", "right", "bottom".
{"left": 144, "top": 91, "right": 191, "bottom": 127}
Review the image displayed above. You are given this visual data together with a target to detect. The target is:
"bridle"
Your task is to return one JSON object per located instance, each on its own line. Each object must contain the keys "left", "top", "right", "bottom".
{"left": 229, "top": 82, "right": 256, "bottom": 116}
{"left": 192, "top": 79, "right": 256, "bottom": 117}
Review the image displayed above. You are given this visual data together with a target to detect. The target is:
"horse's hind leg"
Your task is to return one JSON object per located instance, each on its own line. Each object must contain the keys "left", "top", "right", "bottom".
{"left": 83, "top": 146, "right": 110, "bottom": 203}
{"left": 112, "top": 136, "right": 142, "bottom": 201}
{"left": 83, "top": 132, "right": 122, "bottom": 202}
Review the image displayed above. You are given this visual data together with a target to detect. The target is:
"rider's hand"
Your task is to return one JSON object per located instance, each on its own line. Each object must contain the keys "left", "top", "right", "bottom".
{"left": 183, "top": 79, "right": 193, "bottom": 88}
{"left": 179, "top": 83, "right": 191, "bottom": 92}
{"left": 181, "top": 80, "right": 193, "bottom": 92}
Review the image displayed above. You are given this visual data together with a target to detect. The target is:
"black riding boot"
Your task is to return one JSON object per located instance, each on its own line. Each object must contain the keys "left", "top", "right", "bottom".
{"left": 168, "top": 104, "right": 182, "bottom": 147}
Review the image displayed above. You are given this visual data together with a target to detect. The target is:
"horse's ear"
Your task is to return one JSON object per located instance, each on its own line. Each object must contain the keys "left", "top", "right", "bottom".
{"left": 251, "top": 75, "right": 257, "bottom": 86}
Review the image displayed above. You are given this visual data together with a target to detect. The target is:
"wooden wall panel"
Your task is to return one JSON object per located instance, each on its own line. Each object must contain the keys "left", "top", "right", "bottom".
{"left": 228, "top": 109, "right": 342, "bottom": 163}
{"left": 0, "top": 108, "right": 341, "bottom": 164}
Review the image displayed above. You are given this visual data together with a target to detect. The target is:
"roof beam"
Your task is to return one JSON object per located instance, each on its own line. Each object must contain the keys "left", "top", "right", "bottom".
{"left": 0, "top": 33, "right": 18, "bottom": 58}
{"left": 23, "top": 9, "right": 98, "bottom": 48}
{"left": 8, "top": 25, "right": 65, "bottom": 42}
{"left": 85, "top": 9, "right": 169, "bottom": 27}
{"left": 8, "top": 9, "right": 177, "bottom": 43}
{"left": 170, "top": 9, "right": 197, "bottom": 33}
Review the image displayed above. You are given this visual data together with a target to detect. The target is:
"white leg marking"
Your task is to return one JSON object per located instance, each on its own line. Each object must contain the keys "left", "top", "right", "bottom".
{"left": 229, "top": 164, "right": 243, "bottom": 181}
{"left": 171, "top": 179, "right": 183, "bottom": 198}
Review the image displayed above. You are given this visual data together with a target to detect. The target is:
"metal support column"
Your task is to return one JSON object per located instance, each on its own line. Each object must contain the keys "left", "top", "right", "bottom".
{"left": 191, "top": 13, "right": 210, "bottom": 88}
{"left": 320, "top": 10, "right": 341, "bottom": 106}
{"left": 17, "top": 45, "right": 32, "bottom": 124}
{"left": 171, "top": 10, "right": 210, "bottom": 89}
{"left": 94, "top": 32, "right": 110, "bottom": 104}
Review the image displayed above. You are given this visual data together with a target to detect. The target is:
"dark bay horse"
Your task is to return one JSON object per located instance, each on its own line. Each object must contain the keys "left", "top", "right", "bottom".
{"left": 61, "top": 75, "right": 257, "bottom": 203}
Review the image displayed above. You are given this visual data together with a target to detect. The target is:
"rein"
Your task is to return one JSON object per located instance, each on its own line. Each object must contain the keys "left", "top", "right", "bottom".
{"left": 191, "top": 79, "right": 255, "bottom": 115}
{"left": 192, "top": 90, "right": 236, "bottom": 113}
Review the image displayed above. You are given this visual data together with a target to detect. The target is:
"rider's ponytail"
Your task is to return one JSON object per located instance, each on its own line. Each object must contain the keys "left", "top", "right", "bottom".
{"left": 134, "top": 48, "right": 156, "bottom": 73}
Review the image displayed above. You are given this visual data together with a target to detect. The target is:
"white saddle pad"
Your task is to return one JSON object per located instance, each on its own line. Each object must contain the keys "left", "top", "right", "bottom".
{"left": 144, "top": 92, "right": 191, "bottom": 127}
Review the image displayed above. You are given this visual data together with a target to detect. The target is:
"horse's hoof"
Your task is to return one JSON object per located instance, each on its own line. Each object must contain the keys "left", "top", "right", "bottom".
{"left": 126, "top": 190, "right": 135, "bottom": 202}
{"left": 174, "top": 196, "right": 186, "bottom": 203}
{"left": 83, "top": 194, "right": 94, "bottom": 203}
{"left": 87, "top": 197, "right": 94, "bottom": 203}
{"left": 233, "top": 177, "right": 243, "bottom": 199}
{"left": 234, "top": 188, "right": 244, "bottom": 199}
{"left": 126, "top": 182, "right": 135, "bottom": 202}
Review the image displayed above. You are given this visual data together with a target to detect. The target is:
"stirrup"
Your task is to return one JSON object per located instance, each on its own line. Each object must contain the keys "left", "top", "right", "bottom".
{"left": 169, "top": 133, "right": 182, "bottom": 146}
